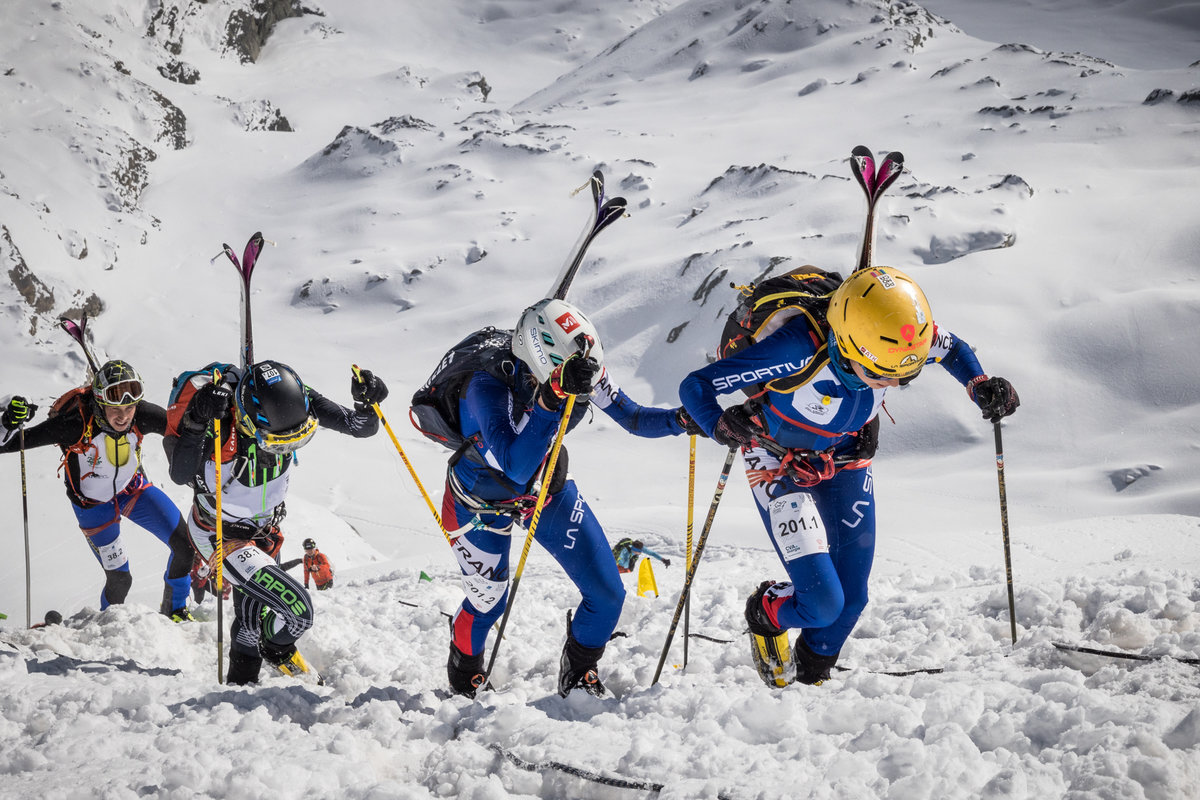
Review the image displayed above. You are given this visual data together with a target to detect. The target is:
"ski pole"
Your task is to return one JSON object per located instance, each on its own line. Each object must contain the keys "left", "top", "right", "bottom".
{"left": 993, "top": 421, "right": 1017, "bottom": 645}
{"left": 652, "top": 446, "right": 738, "bottom": 686}
{"left": 483, "top": 393, "right": 576, "bottom": 684}
{"left": 19, "top": 423, "right": 32, "bottom": 629}
{"left": 683, "top": 434, "right": 696, "bottom": 668}
{"left": 213, "top": 409, "right": 225, "bottom": 684}
{"left": 352, "top": 365, "right": 450, "bottom": 544}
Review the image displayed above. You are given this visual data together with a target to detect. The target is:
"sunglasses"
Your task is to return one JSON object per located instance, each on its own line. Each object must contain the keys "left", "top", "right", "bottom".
{"left": 249, "top": 415, "right": 319, "bottom": 455}
{"left": 859, "top": 362, "right": 921, "bottom": 386}
{"left": 97, "top": 379, "right": 144, "bottom": 406}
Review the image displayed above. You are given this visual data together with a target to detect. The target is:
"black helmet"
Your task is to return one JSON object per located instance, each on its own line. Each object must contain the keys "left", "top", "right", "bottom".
{"left": 303, "top": 538, "right": 316, "bottom": 550}
{"left": 91, "top": 360, "right": 143, "bottom": 435}
{"left": 234, "top": 361, "right": 317, "bottom": 454}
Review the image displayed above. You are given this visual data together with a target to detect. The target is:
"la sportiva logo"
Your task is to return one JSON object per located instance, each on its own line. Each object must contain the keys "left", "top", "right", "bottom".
{"left": 556, "top": 311, "right": 581, "bottom": 333}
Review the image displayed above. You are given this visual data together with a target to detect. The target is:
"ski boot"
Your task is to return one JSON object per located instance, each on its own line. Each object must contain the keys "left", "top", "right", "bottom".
{"left": 447, "top": 642, "right": 488, "bottom": 698}
{"left": 261, "top": 640, "right": 324, "bottom": 685}
{"left": 745, "top": 581, "right": 795, "bottom": 688}
{"left": 557, "top": 611, "right": 607, "bottom": 698}
{"left": 793, "top": 636, "right": 840, "bottom": 686}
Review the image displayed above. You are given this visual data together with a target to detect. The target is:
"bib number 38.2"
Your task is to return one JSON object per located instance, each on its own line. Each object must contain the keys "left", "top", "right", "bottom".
{"left": 768, "top": 493, "right": 828, "bottom": 562}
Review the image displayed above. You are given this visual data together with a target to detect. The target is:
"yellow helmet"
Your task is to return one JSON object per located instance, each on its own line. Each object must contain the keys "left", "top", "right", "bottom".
{"left": 827, "top": 267, "right": 933, "bottom": 379}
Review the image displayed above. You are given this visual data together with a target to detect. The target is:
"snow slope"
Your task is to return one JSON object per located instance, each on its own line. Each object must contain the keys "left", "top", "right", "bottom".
{"left": 1, "top": 1, "right": 1198, "bottom": 797}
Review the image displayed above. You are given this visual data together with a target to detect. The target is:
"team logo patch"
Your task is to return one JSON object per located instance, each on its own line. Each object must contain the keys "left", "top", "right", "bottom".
{"left": 556, "top": 311, "right": 581, "bottom": 333}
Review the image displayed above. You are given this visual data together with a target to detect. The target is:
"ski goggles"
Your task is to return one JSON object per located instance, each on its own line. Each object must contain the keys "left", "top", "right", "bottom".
{"left": 96, "top": 379, "right": 144, "bottom": 406}
{"left": 248, "top": 414, "right": 318, "bottom": 455}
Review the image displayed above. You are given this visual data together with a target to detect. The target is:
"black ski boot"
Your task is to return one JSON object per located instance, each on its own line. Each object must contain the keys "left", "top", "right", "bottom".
{"left": 447, "top": 642, "right": 488, "bottom": 698}
{"left": 557, "top": 612, "right": 607, "bottom": 698}
{"left": 745, "top": 581, "right": 795, "bottom": 688}
{"left": 793, "top": 636, "right": 840, "bottom": 686}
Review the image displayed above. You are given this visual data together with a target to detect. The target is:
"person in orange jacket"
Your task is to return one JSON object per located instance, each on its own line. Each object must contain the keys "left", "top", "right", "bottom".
{"left": 302, "top": 539, "right": 334, "bottom": 590}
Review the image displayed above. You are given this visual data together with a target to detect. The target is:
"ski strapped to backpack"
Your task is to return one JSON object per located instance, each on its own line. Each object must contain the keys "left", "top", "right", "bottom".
{"left": 547, "top": 170, "right": 628, "bottom": 301}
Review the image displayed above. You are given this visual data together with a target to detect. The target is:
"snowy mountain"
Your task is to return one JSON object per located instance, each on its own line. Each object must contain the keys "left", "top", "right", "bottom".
{"left": 2, "top": 1, "right": 1199, "bottom": 797}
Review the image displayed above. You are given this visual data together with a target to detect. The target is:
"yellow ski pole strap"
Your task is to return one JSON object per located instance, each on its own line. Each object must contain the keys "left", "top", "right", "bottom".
{"left": 351, "top": 364, "right": 450, "bottom": 543}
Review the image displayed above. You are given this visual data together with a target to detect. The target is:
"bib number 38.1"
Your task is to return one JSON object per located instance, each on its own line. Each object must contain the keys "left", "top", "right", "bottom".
{"left": 768, "top": 493, "right": 828, "bottom": 562}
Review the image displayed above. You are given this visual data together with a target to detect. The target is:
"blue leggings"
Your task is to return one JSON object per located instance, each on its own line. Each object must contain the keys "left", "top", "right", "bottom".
{"left": 747, "top": 457, "right": 876, "bottom": 657}
{"left": 72, "top": 478, "right": 192, "bottom": 611}
{"left": 445, "top": 480, "right": 625, "bottom": 655}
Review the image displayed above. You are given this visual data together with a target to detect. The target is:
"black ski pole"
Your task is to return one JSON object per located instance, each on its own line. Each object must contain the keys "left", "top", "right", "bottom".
{"left": 993, "top": 421, "right": 1017, "bottom": 644}
{"left": 652, "top": 446, "right": 738, "bottom": 686}
{"left": 19, "top": 423, "right": 32, "bottom": 628}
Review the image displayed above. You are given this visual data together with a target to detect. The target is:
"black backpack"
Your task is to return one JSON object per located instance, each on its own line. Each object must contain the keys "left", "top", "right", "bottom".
{"left": 718, "top": 265, "right": 844, "bottom": 397}
{"left": 410, "top": 327, "right": 519, "bottom": 450}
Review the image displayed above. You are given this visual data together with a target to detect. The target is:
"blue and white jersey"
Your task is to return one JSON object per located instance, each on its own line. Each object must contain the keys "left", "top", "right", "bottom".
{"left": 680, "top": 315, "right": 985, "bottom": 451}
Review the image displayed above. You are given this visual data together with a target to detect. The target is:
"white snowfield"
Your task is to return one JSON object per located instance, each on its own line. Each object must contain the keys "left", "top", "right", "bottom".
{"left": 1, "top": 1, "right": 1198, "bottom": 798}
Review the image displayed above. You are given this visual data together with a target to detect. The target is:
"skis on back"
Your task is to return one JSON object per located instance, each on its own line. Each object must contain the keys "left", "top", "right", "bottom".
{"left": 213, "top": 231, "right": 269, "bottom": 368}
{"left": 849, "top": 145, "right": 905, "bottom": 273}
{"left": 548, "top": 170, "right": 628, "bottom": 301}
{"left": 57, "top": 313, "right": 101, "bottom": 375}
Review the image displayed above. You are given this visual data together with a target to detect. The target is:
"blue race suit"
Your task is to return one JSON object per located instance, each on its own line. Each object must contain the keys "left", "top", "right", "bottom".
{"left": 679, "top": 316, "right": 985, "bottom": 656}
{"left": 443, "top": 361, "right": 684, "bottom": 655}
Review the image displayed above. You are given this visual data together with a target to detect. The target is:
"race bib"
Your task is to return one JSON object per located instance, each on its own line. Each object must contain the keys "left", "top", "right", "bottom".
{"left": 768, "top": 493, "right": 828, "bottom": 561}
{"left": 96, "top": 538, "right": 128, "bottom": 570}
{"left": 452, "top": 537, "right": 508, "bottom": 613}
{"left": 224, "top": 544, "right": 276, "bottom": 584}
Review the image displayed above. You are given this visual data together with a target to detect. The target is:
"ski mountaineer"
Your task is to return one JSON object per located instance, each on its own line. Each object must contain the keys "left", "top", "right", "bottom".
{"left": 679, "top": 266, "right": 1019, "bottom": 686}
{"left": 162, "top": 360, "right": 387, "bottom": 685}
{"left": 302, "top": 538, "right": 334, "bottom": 591}
{"left": 0, "top": 361, "right": 195, "bottom": 619}
{"left": 439, "top": 298, "right": 705, "bottom": 698}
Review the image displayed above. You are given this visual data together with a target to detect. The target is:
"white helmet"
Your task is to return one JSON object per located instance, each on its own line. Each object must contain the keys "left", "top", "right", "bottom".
{"left": 511, "top": 298, "right": 604, "bottom": 384}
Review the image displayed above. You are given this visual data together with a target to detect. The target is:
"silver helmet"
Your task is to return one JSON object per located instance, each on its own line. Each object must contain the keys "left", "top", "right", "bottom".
{"left": 511, "top": 298, "right": 604, "bottom": 384}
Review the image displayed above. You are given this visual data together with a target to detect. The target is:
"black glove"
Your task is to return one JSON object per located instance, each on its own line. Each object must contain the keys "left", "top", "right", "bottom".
{"left": 539, "top": 355, "right": 600, "bottom": 409}
{"left": 188, "top": 381, "right": 232, "bottom": 424}
{"left": 713, "top": 404, "right": 763, "bottom": 449}
{"left": 352, "top": 368, "right": 388, "bottom": 406}
{"left": 675, "top": 407, "right": 707, "bottom": 437}
{"left": 1, "top": 396, "right": 38, "bottom": 430}
{"left": 970, "top": 376, "right": 1020, "bottom": 423}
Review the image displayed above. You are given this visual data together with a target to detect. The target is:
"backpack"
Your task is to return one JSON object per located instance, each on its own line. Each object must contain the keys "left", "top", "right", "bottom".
{"left": 718, "top": 265, "right": 844, "bottom": 397}
{"left": 47, "top": 385, "right": 95, "bottom": 455}
{"left": 49, "top": 385, "right": 91, "bottom": 420}
{"left": 165, "top": 361, "right": 236, "bottom": 437}
{"left": 409, "top": 327, "right": 519, "bottom": 450}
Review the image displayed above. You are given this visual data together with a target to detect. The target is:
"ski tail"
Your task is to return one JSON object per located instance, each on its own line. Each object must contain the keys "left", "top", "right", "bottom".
{"left": 221, "top": 232, "right": 269, "bottom": 368}
{"left": 850, "top": 145, "right": 905, "bottom": 273}
{"left": 850, "top": 145, "right": 877, "bottom": 197}
{"left": 57, "top": 313, "right": 101, "bottom": 374}
{"left": 549, "top": 171, "right": 627, "bottom": 300}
